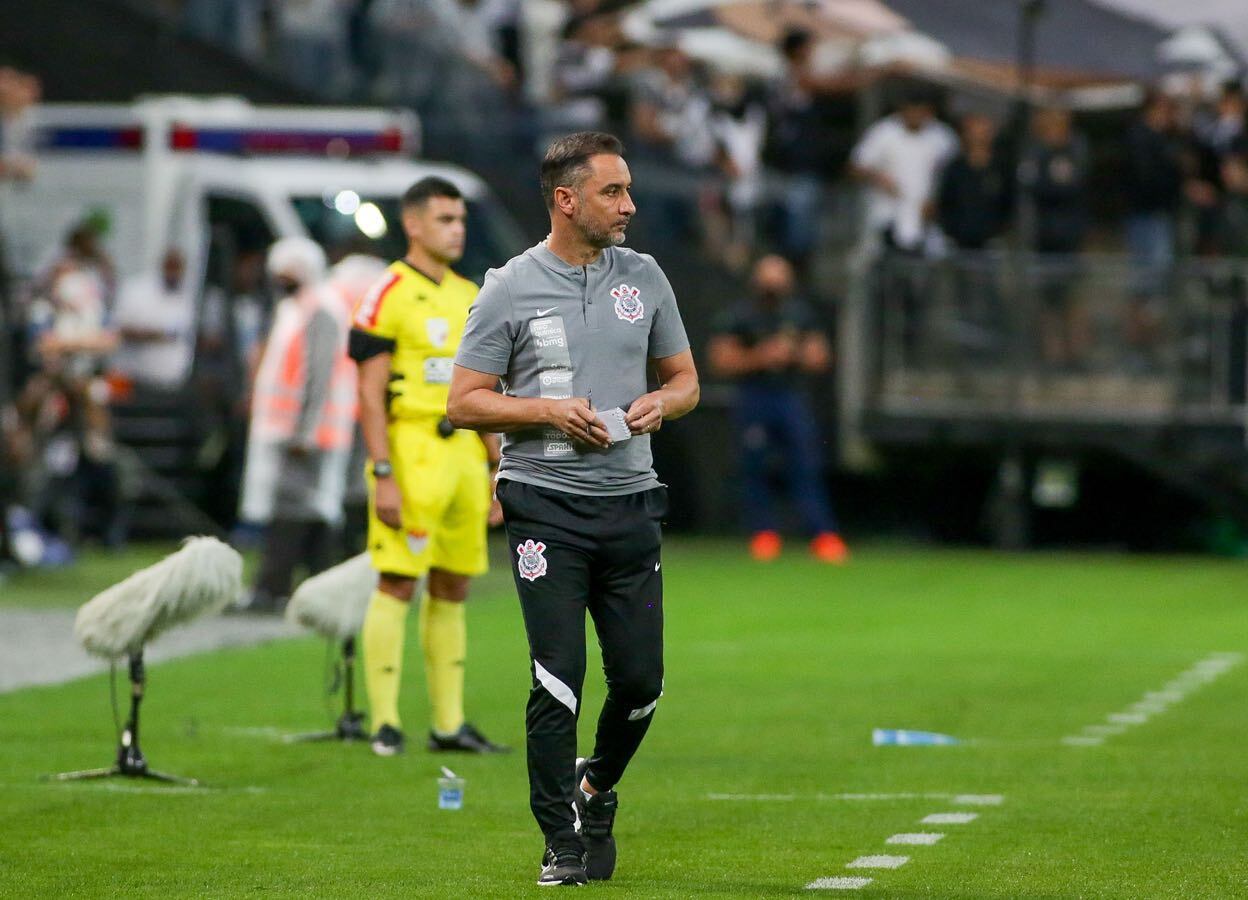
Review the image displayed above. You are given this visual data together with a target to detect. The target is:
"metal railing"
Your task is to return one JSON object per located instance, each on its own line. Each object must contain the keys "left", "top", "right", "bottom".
{"left": 851, "top": 251, "right": 1248, "bottom": 429}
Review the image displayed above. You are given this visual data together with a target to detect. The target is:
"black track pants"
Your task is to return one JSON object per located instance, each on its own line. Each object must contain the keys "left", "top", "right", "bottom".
{"left": 497, "top": 479, "right": 666, "bottom": 840}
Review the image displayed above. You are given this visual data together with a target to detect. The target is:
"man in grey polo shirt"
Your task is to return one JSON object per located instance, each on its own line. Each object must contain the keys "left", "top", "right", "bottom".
{"left": 448, "top": 131, "right": 699, "bottom": 887}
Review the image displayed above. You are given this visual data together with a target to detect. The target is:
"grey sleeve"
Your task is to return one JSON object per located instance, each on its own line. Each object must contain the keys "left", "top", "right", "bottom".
{"left": 645, "top": 259, "right": 691, "bottom": 359}
{"left": 455, "top": 269, "right": 515, "bottom": 376}
{"left": 293, "top": 307, "right": 337, "bottom": 447}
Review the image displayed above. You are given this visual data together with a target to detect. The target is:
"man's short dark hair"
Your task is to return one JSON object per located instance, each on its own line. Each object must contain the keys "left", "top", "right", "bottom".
{"left": 780, "top": 28, "right": 812, "bottom": 59}
{"left": 402, "top": 176, "right": 462, "bottom": 210}
{"left": 540, "top": 132, "right": 625, "bottom": 208}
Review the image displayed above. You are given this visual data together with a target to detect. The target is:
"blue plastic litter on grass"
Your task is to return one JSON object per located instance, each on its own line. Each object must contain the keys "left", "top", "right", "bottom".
{"left": 872, "top": 728, "right": 960, "bottom": 746}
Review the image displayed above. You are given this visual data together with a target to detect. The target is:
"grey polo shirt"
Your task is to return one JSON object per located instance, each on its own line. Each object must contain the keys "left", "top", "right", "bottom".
{"left": 455, "top": 242, "right": 690, "bottom": 496}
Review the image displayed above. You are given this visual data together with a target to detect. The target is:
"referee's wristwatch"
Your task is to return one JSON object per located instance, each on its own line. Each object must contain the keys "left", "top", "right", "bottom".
{"left": 371, "top": 459, "right": 394, "bottom": 479}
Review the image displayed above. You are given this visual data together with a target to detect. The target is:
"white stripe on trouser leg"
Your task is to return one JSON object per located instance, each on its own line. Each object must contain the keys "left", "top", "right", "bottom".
{"left": 628, "top": 699, "right": 658, "bottom": 721}
{"left": 533, "top": 660, "right": 577, "bottom": 714}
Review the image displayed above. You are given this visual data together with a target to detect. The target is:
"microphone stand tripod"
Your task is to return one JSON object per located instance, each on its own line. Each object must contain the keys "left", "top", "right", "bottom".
{"left": 286, "top": 636, "right": 368, "bottom": 742}
{"left": 49, "top": 652, "right": 199, "bottom": 786}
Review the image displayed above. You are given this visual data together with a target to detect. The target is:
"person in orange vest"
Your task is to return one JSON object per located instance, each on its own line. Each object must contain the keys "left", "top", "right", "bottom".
{"left": 237, "top": 236, "right": 357, "bottom": 614}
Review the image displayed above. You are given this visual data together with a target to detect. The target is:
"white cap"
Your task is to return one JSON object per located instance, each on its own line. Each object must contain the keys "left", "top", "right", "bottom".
{"left": 266, "top": 236, "right": 327, "bottom": 287}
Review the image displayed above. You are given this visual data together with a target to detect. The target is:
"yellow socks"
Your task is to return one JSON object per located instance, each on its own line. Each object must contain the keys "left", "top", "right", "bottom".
{"left": 362, "top": 589, "right": 409, "bottom": 733}
{"left": 419, "top": 593, "right": 466, "bottom": 737}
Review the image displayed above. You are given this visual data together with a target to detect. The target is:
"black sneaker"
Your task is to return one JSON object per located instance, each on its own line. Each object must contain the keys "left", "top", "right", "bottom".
{"left": 538, "top": 837, "right": 587, "bottom": 887}
{"left": 427, "top": 722, "right": 511, "bottom": 754}
{"left": 370, "top": 724, "right": 404, "bottom": 757}
{"left": 573, "top": 757, "right": 618, "bottom": 880}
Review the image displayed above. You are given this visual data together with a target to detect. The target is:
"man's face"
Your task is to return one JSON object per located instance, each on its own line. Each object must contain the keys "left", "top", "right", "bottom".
{"left": 404, "top": 196, "right": 467, "bottom": 264}
{"left": 900, "top": 102, "right": 932, "bottom": 131}
{"left": 1036, "top": 108, "right": 1071, "bottom": 146}
{"left": 962, "top": 115, "right": 995, "bottom": 151}
{"left": 752, "top": 255, "right": 794, "bottom": 301}
{"left": 569, "top": 154, "right": 636, "bottom": 249}
{"left": 162, "top": 252, "right": 185, "bottom": 291}
{"left": 1218, "top": 87, "right": 1244, "bottom": 119}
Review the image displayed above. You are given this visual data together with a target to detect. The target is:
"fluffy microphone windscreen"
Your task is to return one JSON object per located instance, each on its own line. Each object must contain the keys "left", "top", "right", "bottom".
{"left": 74, "top": 537, "right": 243, "bottom": 659}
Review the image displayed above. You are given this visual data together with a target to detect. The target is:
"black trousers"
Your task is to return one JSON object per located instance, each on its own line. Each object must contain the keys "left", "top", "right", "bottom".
{"left": 497, "top": 479, "right": 666, "bottom": 841}
{"left": 253, "top": 518, "right": 334, "bottom": 601}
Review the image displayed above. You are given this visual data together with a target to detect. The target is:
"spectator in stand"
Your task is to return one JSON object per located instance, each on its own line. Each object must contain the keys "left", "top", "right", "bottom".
{"left": 1218, "top": 139, "right": 1248, "bottom": 403}
{"left": 630, "top": 44, "right": 716, "bottom": 170}
{"left": 368, "top": 0, "right": 518, "bottom": 128}
{"left": 548, "top": 11, "right": 622, "bottom": 131}
{"left": 1, "top": 67, "right": 40, "bottom": 408}
{"left": 1189, "top": 80, "right": 1246, "bottom": 256}
{"left": 851, "top": 86, "right": 957, "bottom": 362}
{"left": 1019, "top": 106, "right": 1091, "bottom": 369}
{"left": 764, "top": 29, "right": 845, "bottom": 268}
{"left": 31, "top": 225, "right": 118, "bottom": 385}
{"left": 936, "top": 112, "right": 1013, "bottom": 352}
{"left": 0, "top": 67, "right": 37, "bottom": 182}
{"left": 628, "top": 43, "right": 717, "bottom": 245}
{"left": 708, "top": 254, "right": 848, "bottom": 564}
{"left": 112, "top": 248, "right": 195, "bottom": 391}
{"left": 1123, "top": 90, "right": 1184, "bottom": 364}
{"left": 442, "top": 0, "right": 521, "bottom": 93}
{"left": 1203, "top": 79, "right": 1245, "bottom": 161}
{"left": 182, "top": 0, "right": 266, "bottom": 62}
{"left": 27, "top": 224, "right": 125, "bottom": 546}
{"left": 707, "top": 73, "right": 769, "bottom": 272}
{"left": 937, "top": 113, "right": 1012, "bottom": 253}
{"left": 274, "top": 0, "right": 349, "bottom": 98}
{"left": 850, "top": 85, "right": 958, "bottom": 256}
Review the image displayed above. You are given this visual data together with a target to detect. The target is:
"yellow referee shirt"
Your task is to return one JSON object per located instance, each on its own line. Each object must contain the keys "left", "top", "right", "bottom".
{"left": 352, "top": 259, "right": 479, "bottom": 421}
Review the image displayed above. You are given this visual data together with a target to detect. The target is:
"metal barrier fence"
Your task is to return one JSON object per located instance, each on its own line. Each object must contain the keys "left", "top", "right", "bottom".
{"left": 851, "top": 251, "right": 1248, "bottom": 430}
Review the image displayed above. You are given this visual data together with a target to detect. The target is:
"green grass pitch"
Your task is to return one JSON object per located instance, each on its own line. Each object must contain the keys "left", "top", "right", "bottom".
{"left": 2, "top": 539, "right": 1246, "bottom": 897}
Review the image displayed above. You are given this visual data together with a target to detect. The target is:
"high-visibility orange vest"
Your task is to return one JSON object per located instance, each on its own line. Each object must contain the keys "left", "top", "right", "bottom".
{"left": 250, "top": 285, "right": 357, "bottom": 451}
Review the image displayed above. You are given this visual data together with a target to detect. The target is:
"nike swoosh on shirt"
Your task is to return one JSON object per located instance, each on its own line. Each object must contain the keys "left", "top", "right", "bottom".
{"left": 536, "top": 307, "right": 558, "bottom": 316}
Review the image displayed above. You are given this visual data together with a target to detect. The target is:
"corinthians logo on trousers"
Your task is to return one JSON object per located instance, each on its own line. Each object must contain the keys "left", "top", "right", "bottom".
{"left": 516, "top": 539, "right": 548, "bottom": 581}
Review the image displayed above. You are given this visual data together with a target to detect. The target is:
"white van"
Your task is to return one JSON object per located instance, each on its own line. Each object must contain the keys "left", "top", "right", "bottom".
{"left": 0, "top": 97, "right": 526, "bottom": 533}
{"left": 1, "top": 95, "right": 524, "bottom": 368}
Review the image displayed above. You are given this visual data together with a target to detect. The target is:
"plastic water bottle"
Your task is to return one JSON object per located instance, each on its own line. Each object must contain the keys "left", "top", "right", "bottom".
{"left": 872, "top": 728, "right": 960, "bottom": 746}
{"left": 438, "top": 767, "right": 465, "bottom": 810}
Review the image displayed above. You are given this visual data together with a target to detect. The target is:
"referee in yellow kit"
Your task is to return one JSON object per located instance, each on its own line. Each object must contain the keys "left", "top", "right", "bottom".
{"left": 349, "top": 177, "right": 508, "bottom": 756}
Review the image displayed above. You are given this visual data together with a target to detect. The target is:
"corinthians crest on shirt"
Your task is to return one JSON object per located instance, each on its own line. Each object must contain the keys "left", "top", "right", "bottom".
{"left": 611, "top": 283, "right": 644, "bottom": 323}
{"left": 516, "top": 539, "right": 548, "bottom": 581}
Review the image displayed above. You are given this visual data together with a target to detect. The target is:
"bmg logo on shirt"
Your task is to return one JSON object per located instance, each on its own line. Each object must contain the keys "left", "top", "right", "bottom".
{"left": 611, "top": 284, "right": 645, "bottom": 323}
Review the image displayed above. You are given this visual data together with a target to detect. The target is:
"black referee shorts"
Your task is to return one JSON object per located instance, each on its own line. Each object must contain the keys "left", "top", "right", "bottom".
{"left": 496, "top": 478, "right": 667, "bottom": 839}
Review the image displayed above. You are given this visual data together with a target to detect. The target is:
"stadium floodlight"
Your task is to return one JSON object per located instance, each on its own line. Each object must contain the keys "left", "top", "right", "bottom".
{"left": 283, "top": 553, "right": 391, "bottom": 743}
{"left": 49, "top": 537, "right": 242, "bottom": 786}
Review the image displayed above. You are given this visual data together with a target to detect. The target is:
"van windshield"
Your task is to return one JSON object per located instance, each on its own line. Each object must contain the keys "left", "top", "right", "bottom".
{"left": 291, "top": 193, "right": 520, "bottom": 285}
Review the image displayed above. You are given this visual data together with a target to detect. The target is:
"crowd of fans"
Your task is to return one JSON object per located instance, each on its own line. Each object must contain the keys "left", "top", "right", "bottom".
{"left": 3, "top": 3, "right": 1248, "bottom": 562}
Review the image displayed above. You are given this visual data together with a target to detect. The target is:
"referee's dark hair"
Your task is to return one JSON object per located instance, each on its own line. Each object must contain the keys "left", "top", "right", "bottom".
{"left": 402, "top": 176, "right": 463, "bottom": 210}
{"left": 540, "top": 131, "right": 625, "bottom": 209}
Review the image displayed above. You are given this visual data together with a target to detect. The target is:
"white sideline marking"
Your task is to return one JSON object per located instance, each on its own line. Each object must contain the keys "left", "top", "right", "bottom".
{"left": 1062, "top": 652, "right": 1243, "bottom": 748}
{"left": 921, "top": 812, "right": 978, "bottom": 825}
{"left": 36, "top": 782, "right": 268, "bottom": 796}
{"left": 952, "top": 793, "right": 1003, "bottom": 806}
{"left": 707, "top": 791, "right": 1001, "bottom": 803}
{"left": 1082, "top": 724, "right": 1127, "bottom": 736}
{"left": 807, "top": 877, "right": 873, "bottom": 890}
{"left": 887, "top": 833, "right": 944, "bottom": 845}
{"left": 1062, "top": 735, "right": 1104, "bottom": 747}
{"left": 847, "top": 855, "right": 909, "bottom": 869}
{"left": 800, "top": 793, "right": 1001, "bottom": 892}
{"left": 222, "top": 726, "right": 288, "bottom": 740}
